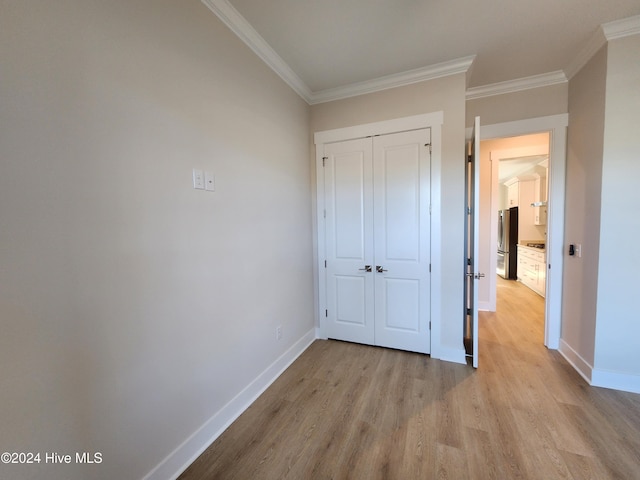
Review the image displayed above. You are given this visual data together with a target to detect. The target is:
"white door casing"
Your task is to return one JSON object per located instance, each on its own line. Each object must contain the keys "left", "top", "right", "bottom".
{"left": 323, "top": 131, "right": 431, "bottom": 353}
{"left": 480, "top": 114, "right": 568, "bottom": 349}
{"left": 315, "top": 112, "right": 444, "bottom": 357}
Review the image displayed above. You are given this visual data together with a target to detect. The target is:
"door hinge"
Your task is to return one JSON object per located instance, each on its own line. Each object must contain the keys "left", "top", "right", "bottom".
{"left": 322, "top": 156, "right": 327, "bottom": 167}
{"left": 467, "top": 206, "right": 472, "bottom": 215}
{"left": 325, "top": 309, "right": 328, "bottom": 317}
{"left": 467, "top": 154, "right": 472, "bottom": 163}
{"left": 466, "top": 308, "right": 472, "bottom": 316}
{"left": 324, "top": 260, "right": 327, "bottom": 268}
{"left": 429, "top": 264, "right": 431, "bottom": 273}
{"left": 467, "top": 258, "right": 472, "bottom": 266}
{"left": 429, "top": 321, "right": 431, "bottom": 330}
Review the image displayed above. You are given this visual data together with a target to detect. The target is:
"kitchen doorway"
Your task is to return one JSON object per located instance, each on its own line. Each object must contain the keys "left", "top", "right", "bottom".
{"left": 490, "top": 135, "right": 549, "bottom": 342}
{"left": 476, "top": 115, "right": 568, "bottom": 350}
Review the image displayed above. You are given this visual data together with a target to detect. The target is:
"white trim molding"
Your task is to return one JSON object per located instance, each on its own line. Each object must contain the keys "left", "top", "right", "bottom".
{"left": 466, "top": 71, "right": 567, "bottom": 100}
{"left": 435, "top": 346, "right": 467, "bottom": 365}
{"left": 314, "top": 112, "right": 447, "bottom": 361}
{"left": 310, "top": 56, "right": 476, "bottom": 105}
{"left": 143, "top": 329, "right": 316, "bottom": 480}
{"left": 200, "top": 0, "right": 312, "bottom": 101}
{"left": 314, "top": 112, "right": 444, "bottom": 145}
{"left": 602, "top": 14, "right": 640, "bottom": 40}
{"left": 201, "top": 0, "right": 473, "bottom": 105}
{"left": 201, "top": 2, "right": 640, "bottom": 104}
{"left": 560, "top": 339, "right": 640, "bottom": 394}
{"left": 565, "top": 14, "right": 640, "bottom": 80}
{"left": 481, "top": 114, "right": 569, "bottom": 351}
{"left": 592, "top": 369, "right": 640, "bottom": 395}
{"left": 559, "top": 339, "right": 593, "bottom": 384}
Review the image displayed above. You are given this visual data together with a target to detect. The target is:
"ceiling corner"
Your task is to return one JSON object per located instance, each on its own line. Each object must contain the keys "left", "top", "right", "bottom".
{"left": 200, "top": 0, "right": 313, "bottom": 103}
{"left": 309, "top": 55, "right": 476, "bottom": 105}
{"left": 565, "top": 15, "right": 640, "bottom": 80}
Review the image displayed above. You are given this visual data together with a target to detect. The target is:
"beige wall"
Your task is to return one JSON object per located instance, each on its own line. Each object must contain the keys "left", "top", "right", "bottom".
{"left": 562, "top": 34, "right": 640, "bottom": 389}
{"left": 562, "top": 46, "right": 608, "bottom": 369}
{"left": 311, "top": 74, "right": 467, "bottom": 356}
{"left": 0, "top": 1, "right": 313, "bottom": 479}
{"left": 466, "top": 83, "right": 568, "bottom": 127}
{"left": 594, "top": 34, "right": 640, "bottom": 376}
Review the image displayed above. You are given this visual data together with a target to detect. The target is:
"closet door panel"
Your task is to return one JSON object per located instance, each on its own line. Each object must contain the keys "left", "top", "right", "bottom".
{"left": 373, "top": 130, "right": 431, "bottom": 354}
{"left": 324, "top": 138, "right": 374, "bottom": 345}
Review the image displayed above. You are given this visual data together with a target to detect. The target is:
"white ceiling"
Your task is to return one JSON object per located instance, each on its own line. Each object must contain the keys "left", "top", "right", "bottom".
{"left": 499, "top": 156, "right": 548, "bottom": 183}
{"left": 204, "top": 0, "right": 640, "bottom": 103}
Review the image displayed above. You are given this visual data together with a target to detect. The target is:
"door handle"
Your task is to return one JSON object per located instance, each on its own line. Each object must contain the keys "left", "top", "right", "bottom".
{"left": 376, "top": 265, "right": 387, "bottom": 273}
{"left": 466, "top": 272, "right": 485, "bottom": 279}
{"left": 359, "top": 265, "right": 372, "bottom": 272}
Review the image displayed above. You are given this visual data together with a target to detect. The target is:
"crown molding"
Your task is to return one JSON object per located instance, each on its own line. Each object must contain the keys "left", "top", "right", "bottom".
{"left": 602, "top": 14, "right": 640, "bottom": 40}
{"left": 202, "top": 1, "right": 639, "bottom": 105}
{"left": 465, "top": 71, "right": 567, "bottom": 100}
{"left": 565, "top": 15, "right": 640, "bottom": 80}
{"left": 201, "top": 0, "right": 474, "bottom": 105}
{"left": 200, "top": 0, "right": 313, "bottom": 102}
{"left": 308, "top": 56, "right": 476, "bottom": 105}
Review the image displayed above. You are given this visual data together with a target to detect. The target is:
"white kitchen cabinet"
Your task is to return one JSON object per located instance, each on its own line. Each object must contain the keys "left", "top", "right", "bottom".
{"left": 504, "top": 177, "right": 535, "bottom": 209}
{"left": 507, "top": 181, "right": 519, "bottom": 207}
{"left": 534, "top": 173, "right": 547, "bottom": 202}
{"left": 533, "top": 173, "right": 547, "bottom": 225}
{"left": 534, "top": 206, "right": 547, "bottom": 225}
{"left": 517, "top": 245, "right": 546, "bottom": 297}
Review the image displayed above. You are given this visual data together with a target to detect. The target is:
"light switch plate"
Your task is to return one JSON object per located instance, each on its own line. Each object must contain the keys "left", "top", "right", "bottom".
{"left": 193, "top": 169, "right": 205, "bottom": 189}
{"left": 205, "top": 171, "right": 215, "bottom": 191}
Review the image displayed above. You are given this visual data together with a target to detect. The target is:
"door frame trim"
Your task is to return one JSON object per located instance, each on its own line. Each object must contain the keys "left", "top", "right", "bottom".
{"left": 313, "top": 112, "right": 444, "bottom": 357}
{"left": 479, "top": 114, "right": 568, "bottom": 349}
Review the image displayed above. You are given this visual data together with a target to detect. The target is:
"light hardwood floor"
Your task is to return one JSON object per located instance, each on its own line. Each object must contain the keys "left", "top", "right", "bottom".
{"left": 180, "top": 277, "right": 640, "bottom": 479}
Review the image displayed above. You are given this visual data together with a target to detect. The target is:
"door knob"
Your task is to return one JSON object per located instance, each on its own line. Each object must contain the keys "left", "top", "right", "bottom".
{"left": 359, "top": 265, "right": 372, "bottom": 272}
{"left": 376, "top": 265, "right": 388, "bottom": 273}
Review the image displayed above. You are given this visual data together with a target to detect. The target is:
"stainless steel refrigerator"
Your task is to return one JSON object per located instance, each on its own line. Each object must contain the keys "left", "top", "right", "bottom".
{"left": 497, "top": 207, "right": 518, "bottom": 279}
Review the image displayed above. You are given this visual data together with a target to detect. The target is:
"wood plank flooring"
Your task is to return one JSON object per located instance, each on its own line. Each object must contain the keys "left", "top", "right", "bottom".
{"left": 179, "top": 277, "right": 640, "bottom": 479}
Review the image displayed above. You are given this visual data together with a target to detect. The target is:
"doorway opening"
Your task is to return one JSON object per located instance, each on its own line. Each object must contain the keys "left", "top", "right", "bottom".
{"left": 477, "top": 114, "right": 568, "bottom": 352}
{"left": 483, "top": 132, "right": 550, "bottom": 342}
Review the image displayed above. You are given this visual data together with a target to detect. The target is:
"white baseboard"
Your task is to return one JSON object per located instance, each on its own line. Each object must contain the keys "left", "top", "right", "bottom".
{"left": 143, "top": 328, "right": 316, "bottom": 480}
{"left": 591, "top": 368, "right": 640, "bottom": 394}
{"left": 478, "top": 301, "right": 491, "bottom": 312}
{"left": 558, "top": 339, "right": 593, "bottom": 384}
{"left": 558, "top": 339, "right": 640, "bottom": 394}
{"left": 434, "top": 345, "right": 467, "bottom": 365}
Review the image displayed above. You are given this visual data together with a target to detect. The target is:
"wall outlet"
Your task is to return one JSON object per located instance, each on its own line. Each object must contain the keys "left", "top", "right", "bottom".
{"left": 276, "top": 325, "right": 282, "bottom": 341}
{"left": 205, "top": 171, "right": 215, "bottom": 191}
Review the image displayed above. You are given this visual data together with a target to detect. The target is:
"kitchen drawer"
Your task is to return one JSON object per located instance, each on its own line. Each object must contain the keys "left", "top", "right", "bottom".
{"left": 518, "top": 255, "right": 535, "bottom": 270}
{"left": 530, "top": 250, "right": 545, "bottom": 263}
{"left": 518, "top": 246, "right": 545, "bottom": 263}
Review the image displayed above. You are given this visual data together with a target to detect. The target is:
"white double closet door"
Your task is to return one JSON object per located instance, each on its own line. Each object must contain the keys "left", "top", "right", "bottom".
{"left": 323, "top": 129, "right": 431, "bottom": 354}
